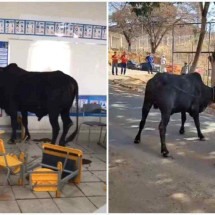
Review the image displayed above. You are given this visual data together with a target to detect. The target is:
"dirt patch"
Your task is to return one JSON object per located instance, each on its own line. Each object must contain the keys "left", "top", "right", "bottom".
{"left": 0, "top": 191, "right": 12, "bottom": 200}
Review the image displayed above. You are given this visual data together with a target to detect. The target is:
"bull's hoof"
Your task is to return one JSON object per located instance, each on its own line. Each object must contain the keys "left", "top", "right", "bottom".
{"left": 199, "top": 136, "right": 205, "bottom": 141}
{"left": 8, "top": 139, "right": 16, "bottom": 144}
{"left": 134, "top": 139, "right": 140, "bottom": 144}
{"left": 59, "top": 142, "right": 66, "bottom": 147}
{"left": 161, "top": 150, "right": 169, "bottom": 158}
{"left": 179, "top": 128, "right": 185, "bottom": 134}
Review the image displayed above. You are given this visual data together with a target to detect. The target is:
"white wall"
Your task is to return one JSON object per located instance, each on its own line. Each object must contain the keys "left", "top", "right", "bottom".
{"left": 0, "top": 2, "right": 107, "bottom": 131}
{"left": 0, "top": 2, "right": 106, "bottom": 25}
{"left": 8, "top": 39, "right": 106, "bottom": 95}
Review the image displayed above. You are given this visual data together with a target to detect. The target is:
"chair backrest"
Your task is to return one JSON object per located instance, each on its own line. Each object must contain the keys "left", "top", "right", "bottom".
{"left": 41, "top": 143, "right": 83, "bottom": 178}
{"left": 83, "top": 103, "right": 102, "bottom": 114}
{"left": 0, "top": 139, "right": 6, "bottom": 153}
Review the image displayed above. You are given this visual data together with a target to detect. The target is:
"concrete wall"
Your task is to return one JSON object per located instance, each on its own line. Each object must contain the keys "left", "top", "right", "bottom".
{"left": 0, "top": 2, "right": 107, "bottom": 131}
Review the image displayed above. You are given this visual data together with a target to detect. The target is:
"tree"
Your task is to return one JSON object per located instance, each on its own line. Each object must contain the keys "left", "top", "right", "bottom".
{"left": 129, "top": 2, "right": 199, "bottom": 54}
{"left": 209, "top": 52, "right": 215, "bottom": 86}
{"left": 189, "top": 3, "right": 210, "bottom": 73}
{"left": 110, "top": 3, "right": 140, "bottom": 51}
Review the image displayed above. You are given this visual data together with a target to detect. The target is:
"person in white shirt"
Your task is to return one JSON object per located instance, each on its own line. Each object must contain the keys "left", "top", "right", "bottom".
{"left": 181, "top": 62, "right": 189, "bottom": 75}
{"left": 160, "top": 55, "right": 167, "bottom": 73}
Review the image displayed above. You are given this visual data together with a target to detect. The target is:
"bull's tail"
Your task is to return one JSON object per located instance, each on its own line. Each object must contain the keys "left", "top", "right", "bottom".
{"left": 65, "top": 82, "right": 79, "bottom": 144}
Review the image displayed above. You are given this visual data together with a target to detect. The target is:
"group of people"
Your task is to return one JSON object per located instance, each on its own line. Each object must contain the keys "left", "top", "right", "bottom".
{"left": 146, "top": 53, "right": 168, "bottom": 74}
{"left": 147, "top": 54, "right": 191, "bottom": 75}
{"left": 111, "top": 51, "right": 128, "bottom": 75}
{"left": 112, "top": 50, "right": 191, "bottom": 75}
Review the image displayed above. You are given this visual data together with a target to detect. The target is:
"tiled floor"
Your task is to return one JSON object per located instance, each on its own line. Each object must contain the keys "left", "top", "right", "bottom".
{"left": 0, "top": 130, "right": 106, "bottom": 213}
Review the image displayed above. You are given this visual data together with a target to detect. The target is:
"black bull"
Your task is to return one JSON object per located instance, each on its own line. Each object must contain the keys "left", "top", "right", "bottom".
{"left": 134, "top": 72, "right": 215, "bottom": 157}
{"left": 0, "top": 63, "right": 79, "bottom": 146}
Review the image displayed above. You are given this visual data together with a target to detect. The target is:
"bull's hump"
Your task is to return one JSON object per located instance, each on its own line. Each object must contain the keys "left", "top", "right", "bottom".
{"left": 7, "top": 63, "right": 18, "bottom": 69}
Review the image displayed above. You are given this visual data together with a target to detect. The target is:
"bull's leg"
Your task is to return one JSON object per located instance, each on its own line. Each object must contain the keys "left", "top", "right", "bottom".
{"left": 193, "top": 114, "right": 205, "bottom": 140}
{"left": 49, "top": 112, "right": 60, "bottom": 144}
{"left": 21, "top": 111, "right": 31, "bottom": 140}
{"left": 159, "top": 112, "right": 170, "bottom": 157}
{"left": 179, "top": 112, "right": 186, "bottom": 134}
{"left": 9, "top": 112, "right": 18, "bottom": 144}
{"left": 134, "top": 101, "right": 152, "bottom": 144}
{"left": 59, "top": 109, "right": 73, "bottom": 146}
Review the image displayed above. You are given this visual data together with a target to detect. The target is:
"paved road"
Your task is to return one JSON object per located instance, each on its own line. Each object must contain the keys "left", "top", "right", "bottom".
{"left": 109, "top": 82, "right": 215, "bottom": 213}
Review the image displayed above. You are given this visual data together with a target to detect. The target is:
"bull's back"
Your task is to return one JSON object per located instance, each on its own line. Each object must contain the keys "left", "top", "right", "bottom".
{"left": 15, "top": 71, "right": 77, "bottom": 109}
{"left": 145, "top": 73, "right": 204, "bottom": 113}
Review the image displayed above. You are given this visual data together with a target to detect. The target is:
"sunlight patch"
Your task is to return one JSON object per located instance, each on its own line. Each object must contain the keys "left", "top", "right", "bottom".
{"left": 170, "top": 193, "right": 191, "bottom": 203}
{"left": 126, "top": 118, "right": 140, "bottom": 123}
{"left": 178, "top": 142, "right": 187, "bottom": 145}
{"left": 115, "top": 159, "right": 125, "bottom": 164}
{"left": 130, "top": 125, "right": 139, "bottom": 128}
{"left": 145, "top": 128, "right": 156, "bottom": 131}
{"left": 183, "top": 137, "right": 198, "bottom": 141}
{"left": 116, "top": 115, "right": 124, "bottom": 118}
{"left": 209, "top": 151, "right": 215, "bottom": 155}
{"left": 208, "top": 151, "right": 215, "bottom": 159}
{"left": 176, "top": 151, "right": 185, "bottom": 156}
{"left": 167, "top": 143, "right": 174, "bottom": 146}
{"left": 155, "top": 178, "right": 173, "bottom": 185}
{"left": 149, "top": 112, "right": 160, "bottom": 117}
{"left": 190, "top": 209, "right": 205, "bottom": 213}
{"left": 111, "top": 103, "right": 126, "bottom": 108}
{"left": 161, "top": 159, "right": 173, "bottom": 164}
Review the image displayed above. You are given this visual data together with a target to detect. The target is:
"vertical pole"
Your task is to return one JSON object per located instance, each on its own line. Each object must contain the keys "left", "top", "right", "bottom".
{"left": 139, "top": 37, "right": 140, "bottom": 52}
{"left": 208, "top": 22, "right": 211, "bottom": 86}
{"left": 172, "top": 25, "right": 175, "bottom": 73}
{"left": 136, "top": 40, "right": 137, "bottom": 53}
{"left": 110, "top": 34, "right": 112, "bottom": 49}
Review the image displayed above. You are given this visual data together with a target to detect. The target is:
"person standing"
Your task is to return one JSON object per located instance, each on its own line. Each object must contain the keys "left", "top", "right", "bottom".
{"left": 112, "top": 51, "right": 118, "bottom": 75}
{"left": 181, "top": 62, "right": 189, "bottom": 75}
{"left": 160, "top": 55, "right": 167, "bottom": 73}
{"left": 120, "top": 51, "right": 128, "bottom": 75}
{"left": 146, "top": 52, "right": 154, "bottom": 74}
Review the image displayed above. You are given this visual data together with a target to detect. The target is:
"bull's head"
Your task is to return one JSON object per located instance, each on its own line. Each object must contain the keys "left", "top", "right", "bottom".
{"left": 212, "top": 86, "right": 215, "bottom": 103}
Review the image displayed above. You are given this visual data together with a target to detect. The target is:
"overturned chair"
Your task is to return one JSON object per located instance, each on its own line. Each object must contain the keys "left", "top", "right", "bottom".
{"left": 0, "top": 138, "right": 26, "bottom": 186}
{"left": 26, "top": 143, "right": 83, "bottom": 197}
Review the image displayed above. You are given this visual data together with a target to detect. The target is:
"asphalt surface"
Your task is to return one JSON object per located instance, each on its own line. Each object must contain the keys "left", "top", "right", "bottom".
{"left": 109, "top": 82, "right": 215, "bottom": 213}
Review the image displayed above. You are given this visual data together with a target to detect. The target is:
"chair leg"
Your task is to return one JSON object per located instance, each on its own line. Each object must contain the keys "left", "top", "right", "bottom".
{"left": 75, "top": 124, "right": 82, "bottom": 145}
{"left": 56, "top": 190, "right": 61, "bottom": 198}
{"left": 97, "top": 128, "right": 106, "bottom": 149}
{"left": 98, "top": 126, "right": 103, "bottom": 144}
{"left": 18, "top": 164, "right": 25, "bottom": 186}
{"left": 88, "top": 127, "right": 90, "bottom": 146}
{"left": 6, "top": 168, "right": 10, "bottom": 185}
{"left": 103, "top": 132, "right": 106, "bottom": 145}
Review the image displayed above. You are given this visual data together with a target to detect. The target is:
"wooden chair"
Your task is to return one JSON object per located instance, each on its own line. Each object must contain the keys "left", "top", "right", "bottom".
{"left": 76, "top": 103, "right": 106, "bottom": 146}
